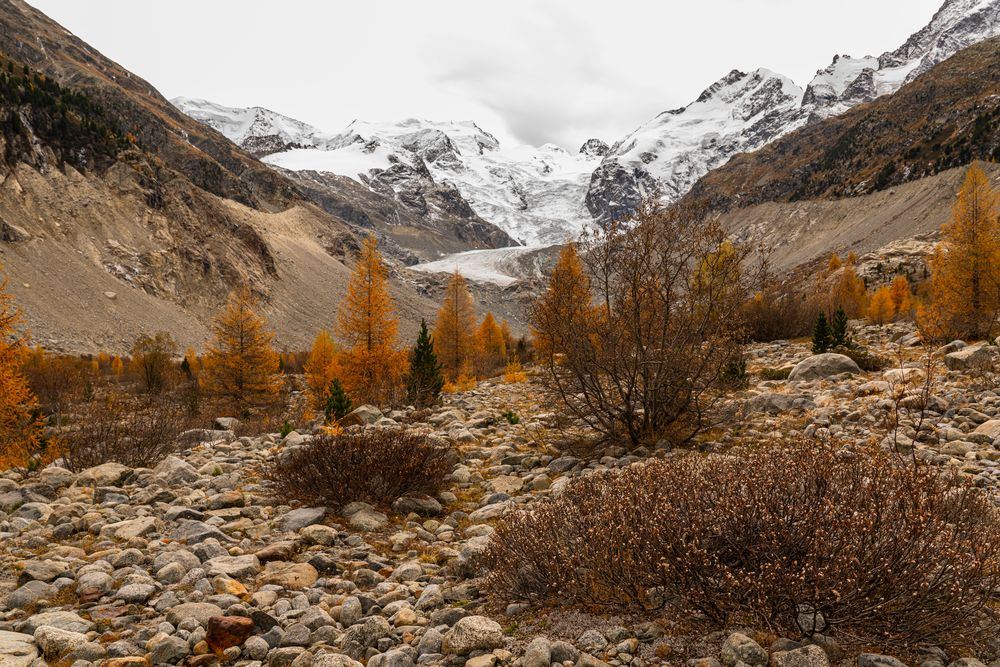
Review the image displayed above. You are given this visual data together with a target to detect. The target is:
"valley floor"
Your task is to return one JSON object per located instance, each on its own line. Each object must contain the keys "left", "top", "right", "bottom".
{"left": 1, "top": 322, "right": 999, "bottom": 667}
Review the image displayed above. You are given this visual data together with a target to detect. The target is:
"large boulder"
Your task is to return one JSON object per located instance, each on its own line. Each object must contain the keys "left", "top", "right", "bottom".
{"left": 339, "top": 405, "right": 383, "bottom": 427}
{"left": 944, "top": 345, "right": 999, "bottom": 371}
{"left": 74, "top": 462, "right": 131, "bottom": 487}
{"left": 442, "top": 615, "right": 505, "bottom": 655}
{"left": 788, "top": 353, "right": 861, "bottom": 381}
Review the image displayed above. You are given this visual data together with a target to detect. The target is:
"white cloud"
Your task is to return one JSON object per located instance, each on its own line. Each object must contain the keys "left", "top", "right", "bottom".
{"left": 28, "top": 0, "right": 944, "bottom": 150}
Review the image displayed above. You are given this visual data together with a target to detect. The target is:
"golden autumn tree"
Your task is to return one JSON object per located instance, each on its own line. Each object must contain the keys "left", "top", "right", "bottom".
{"left": 889, "top": 275, "right": 913, "bottom": 320}
{"left": 828, "top": 266, "right": 868, "bottom": 318}
{"left": 531, "top": 243, "right": 593, "bottom": 359}
{"left": 303, "top": 329, "right": 341, "bottom": 410}
{"left": 434, "top": 271, "right": 478, "bottom": 380}
{"left": 0, "top": 272, "right": 40, "bottom": 469}
{"left": 827, "top": 254, "right": 843, "bottom": 273}
{"left": 202, "top": 287, "right": 281, "bottom": 410}
{"left": 337, "top": 236, "right": 406, "bottom": 405}
{"left": 111, "top": 356, "right": 124, "bottom": 378}
{"left": 920, "top": 163, "right": 1000, "bottom": 341}
{"left": 867, "top": 286, "right": 895, "bottom": 325}
{"left": 475, "top": 312, "right": 507, "bottom": 377}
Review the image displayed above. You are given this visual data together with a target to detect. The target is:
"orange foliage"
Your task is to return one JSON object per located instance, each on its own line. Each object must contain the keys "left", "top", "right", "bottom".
{"left": 0, "top": 272, "right": 41, "bottom": 469}
{"left": 531, "top": 243, "right": 593, "bottom": 359}
{"left": 889, "top": 275, "right": 913, "bottom": 320}
{"left": 475, "top": 312, "right": 507, "bottom": 377}
{"left": 434, "top": 271, "right": 477, "bottom": 380}
{"left": 827, "top": 266, "right": 867, "bottom": 318}
{"left": 920, "top": 163, "right": 1000, "bottom": 341}
{"left": 867, "top": 286, "right": 894, "bottom": 325}
{"left": 304, "top": 330, "right": 341, "bottom": 410}
{"left": 202, "top": 287, "right": 281, "bottom": 408}
{"left": 336, "top": 236, "right": 406, "bottom": 404}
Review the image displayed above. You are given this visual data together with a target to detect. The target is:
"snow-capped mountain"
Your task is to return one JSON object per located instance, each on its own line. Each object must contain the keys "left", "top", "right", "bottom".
{"left": 172, "top": 100, "right": 602, "bottom": 248}
{"left": 587, "top": 0, "right": 1000, "bottom": 221}
{"left": 172, "top": 97, "right": 336, "bottom": 157}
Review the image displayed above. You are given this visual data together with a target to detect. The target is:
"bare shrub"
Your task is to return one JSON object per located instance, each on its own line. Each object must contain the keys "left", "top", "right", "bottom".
{"left": 532, "top": 203, "right": 767, "bottom": 446}
{"left": 481, "top": 441, "right": 1000, "bottom": 648}
{"left": 130, "top": 331, "right": 178, "bottom": 393}
{"left": 744, "top": 283, "right": 823, "bottom": 342}
{"left": 60, "top": 388, "right": 188, "bottom": 471}
{"left": 263, "top": 429, "right": 452, "bottom": 508}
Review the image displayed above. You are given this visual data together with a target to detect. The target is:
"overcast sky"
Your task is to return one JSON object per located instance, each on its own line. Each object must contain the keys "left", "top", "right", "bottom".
{"left": 29, "top": 0, "right": 943, "bottom": 150}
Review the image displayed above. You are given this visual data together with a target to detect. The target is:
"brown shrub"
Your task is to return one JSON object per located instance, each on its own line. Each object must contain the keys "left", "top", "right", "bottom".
{"left": 481, "top": 442, "right": 1000, "bottom": 648}
{"left": 59, "top": 388, "right": 189, "bottom": 471}
{"left": 744, "top": 284, "right": 823, "bottom": 342}
{"left": 264, "top": 429, "right": 452, "bottom": 508}
{"left": 531, "top": 204, "right": 767, "bottom": 446}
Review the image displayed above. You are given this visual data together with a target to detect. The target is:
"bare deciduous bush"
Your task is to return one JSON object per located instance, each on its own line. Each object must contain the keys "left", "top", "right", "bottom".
{"left": 532, "top": 204, "right": 767, "bottom": 446}
{"left": 264, "top": 429, "right": 453, "bottom": 508}
{"left": 60, "top": 389, "right": 188, "bottom": 471}
{"left": 481, "top": 442, "right": 1000, "bottom": 648}
{"left": 744, "top": 283, "right": 823, "bottom": 342}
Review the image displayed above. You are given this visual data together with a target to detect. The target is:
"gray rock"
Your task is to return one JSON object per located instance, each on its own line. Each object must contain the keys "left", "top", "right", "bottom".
{"left": 149, "top": 634, "right": 188, "bottom": 664}
{"left": 16, "top": 610, "right": 93, "bottom": 634}
{"left": 442, "top": 615, "right": 505, "bottom": 655}
{"left": 0, "top": 630, "right": 38, "bottom": 667}
{"left": 944, "top": 345, "right": 998, "bottom": 371}
{"left": 75, "top": 462, "right": 131, "bottom": 487}
{"left": 152, "top": 455, "right": 199, "bottom": 484}
{"left": 349, "top": 507, "right": 389, "bottom": 531}
{"left": 788, "top": 353, "right": 861, "bottom": 381}
{"left": 523, "top": 636, "right": 552, "bottom": 667}
{"left": 165, "top": 602, "right": 224, "bottom": 627}
{"left": 204, "top": 554, "right": 261, "bottom": 579}
{"left": 392, "top": 494, "right": 443, "bottom": 516}
{"left": 340, "top": 405, "right": 383, "bottom": 426}
{"left": 368, "top": 648, "right": 416, "bottom": 667}
{"left": 720, "top": 632, "right": 768, "bottom": 667}
{"left": 772, "top": 645, "right": 830, "bottom": 667}
{"left": 282, "top": 506, "right": 327, "bottom": 531}
{"left": 858, "top": 655, "right": 909, "bottom": 667}
{"left": 34, "top": 626, "right": 93, "bottom": 661}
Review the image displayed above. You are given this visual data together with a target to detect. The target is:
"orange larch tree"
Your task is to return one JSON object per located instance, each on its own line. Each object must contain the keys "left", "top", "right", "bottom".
{"left": 867, "top": 286, "right": 894, "bottom": 325}
{"left": 336, "top": 236, "right": 406, "bottom": 405}
{"left": 530, "top": 243, "right": 593, "bottom": 359}
{"left": 202, "top": 287, "right": 281, "bottom": 409}
{"left": 304, "top": 329, "right": 342, "bottom": 411}
{"left": 889, "top": 275, "right": 913, "bottom": 320}
{"left": 0, "top": 271, "right": 40, "bottom": 469}
{"left": 475, "top": 312, "right": 507, "bottom": 377}
{"left": 434, "top": 271, "right": 477, "bottom": 380}
{"left": 828, "top": 265, "right": 868, "bottom": 319}
{"left": 920, "top": 162, "right": 1000, "bottom": 341}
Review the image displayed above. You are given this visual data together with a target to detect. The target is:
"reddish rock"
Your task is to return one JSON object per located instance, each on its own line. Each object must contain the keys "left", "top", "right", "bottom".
{"left": 205, "top": 616, "right": 254, "bottom": 654}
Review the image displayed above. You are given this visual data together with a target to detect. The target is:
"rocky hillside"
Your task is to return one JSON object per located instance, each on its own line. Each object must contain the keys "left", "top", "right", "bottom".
{"left": 3, "top": 326, "right": 1000, "bottom": 666}
{"left": 0, "top": 1, "right": 540, "bottom": 353}
{"left": 587, "top": 0, "right": 1000, "bottom": 221}
{"left": 685, "top": 36, "right": 1000, "bottom": 213}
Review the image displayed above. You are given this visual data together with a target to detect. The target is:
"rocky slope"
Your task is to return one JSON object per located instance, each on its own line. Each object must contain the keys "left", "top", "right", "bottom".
{"left": 0, "top": 0, "right": 539, "bottom": 352}
{"left": 3, "top": 328, "right": 1000, "bottom": 666}
{"left": 685, "top": 36, "right": 1000, "bottom": 213}
{"left": 586, "top": 0, "right": 1000, "bottom": 221}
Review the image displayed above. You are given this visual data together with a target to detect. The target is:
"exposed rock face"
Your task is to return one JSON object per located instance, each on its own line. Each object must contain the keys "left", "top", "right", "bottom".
{"left": 578, "top": 139, "right": 609, "bottom": 159}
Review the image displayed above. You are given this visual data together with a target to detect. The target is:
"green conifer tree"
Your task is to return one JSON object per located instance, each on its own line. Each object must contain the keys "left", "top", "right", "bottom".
{"left": 324, "top": 378, "right": 352, "bottom": 423}
{"left": 830, "top": 307, "right": 850, "bottom": 348}
{"left": 812, "top": 312, "right": 832, "bottom": 354}
{"left": 406, "top": 319, "right": 445, "bottom": 407}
